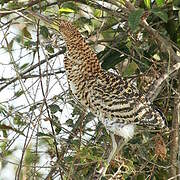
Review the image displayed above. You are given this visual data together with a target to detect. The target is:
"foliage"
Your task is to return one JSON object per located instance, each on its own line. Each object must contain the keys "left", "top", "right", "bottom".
{"left": 0, "top": 0, "right": 179, "bottom": 179}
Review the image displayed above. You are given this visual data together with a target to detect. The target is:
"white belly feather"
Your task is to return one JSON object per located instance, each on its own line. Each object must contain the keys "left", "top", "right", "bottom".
{"left": 103, "top": 119, "right": 135, "bottom": 140}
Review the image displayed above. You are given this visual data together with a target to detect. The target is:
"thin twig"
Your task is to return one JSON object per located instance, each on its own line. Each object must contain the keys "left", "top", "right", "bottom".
{"left": 0, "top": 48, "right": 66, "bottom": 92}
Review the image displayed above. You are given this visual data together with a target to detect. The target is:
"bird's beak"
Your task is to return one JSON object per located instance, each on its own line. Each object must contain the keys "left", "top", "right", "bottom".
{"left": 27, "top": 10, "right": 59, "bottom": 31}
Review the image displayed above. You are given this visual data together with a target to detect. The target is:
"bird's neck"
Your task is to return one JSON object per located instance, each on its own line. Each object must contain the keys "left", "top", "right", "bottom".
{"left": 61, "top": 28, "right": 102, "bottom": 79}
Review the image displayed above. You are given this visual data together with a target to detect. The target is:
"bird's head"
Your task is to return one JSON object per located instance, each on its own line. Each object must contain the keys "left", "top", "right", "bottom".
{"left": 27, "top": 11, "right": 77, "bottom": 37}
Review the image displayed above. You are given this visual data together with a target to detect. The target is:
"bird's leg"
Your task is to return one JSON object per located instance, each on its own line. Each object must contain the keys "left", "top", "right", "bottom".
{"left": 98, "top": 136, "right": 128, "bottom": 179}
{"left": 98, "top": 133, "right": 117, "bottom": 177}
{"left": 107, "top": 133, "right": 118, "bottom": 166}
{"left": 116, "top": 138, "right": 128, "bottom": 155}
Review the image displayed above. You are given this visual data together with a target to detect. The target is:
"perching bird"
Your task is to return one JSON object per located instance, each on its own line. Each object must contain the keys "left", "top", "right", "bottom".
{"left": 29, "top": 11, "right": 166, "bottom": 177}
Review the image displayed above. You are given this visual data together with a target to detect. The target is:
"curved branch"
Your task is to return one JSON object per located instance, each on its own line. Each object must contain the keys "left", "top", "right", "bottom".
{"left": 147, "top": 62, "right": 180, "bottom": 102}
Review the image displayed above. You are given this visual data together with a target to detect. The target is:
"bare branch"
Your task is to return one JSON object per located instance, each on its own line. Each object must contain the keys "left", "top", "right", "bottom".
{"left": 169, "top": 72, "right": 180, "bottom": 179}
{"left": 0, "top": 48, "right": 66, "bottom": 92}
{"left": 147, "top": 62, "right": 180, "bottom": 102}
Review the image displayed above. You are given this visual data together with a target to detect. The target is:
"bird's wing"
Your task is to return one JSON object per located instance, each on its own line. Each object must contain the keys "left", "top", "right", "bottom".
{"left": 89, "top": 71, "right": 142, "bottom": 122}
{"left": 89, "top": 70, "right": 165, "bottom": 127}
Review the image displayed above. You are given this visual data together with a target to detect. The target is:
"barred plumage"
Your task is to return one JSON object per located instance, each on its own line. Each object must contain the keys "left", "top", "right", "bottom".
{"left": 30, "top": 12, "right": 166, "bottom": 177}
{"left": 61, "top": 20, "right": 165, "bottom": 132}
{"left": 57, "top": 19, "right": 166, "bottom": 176}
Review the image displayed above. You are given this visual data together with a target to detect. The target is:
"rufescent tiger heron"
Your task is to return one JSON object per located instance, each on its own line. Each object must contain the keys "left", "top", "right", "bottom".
{"left": 28, "top": 11, "right": 166, "bottom": 178}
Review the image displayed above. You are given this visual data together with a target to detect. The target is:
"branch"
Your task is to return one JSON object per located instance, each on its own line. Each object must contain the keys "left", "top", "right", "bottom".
{"left": 0, "top": 70, "right": 65, "bottom": 83}
{"left": 121, "top": 1, "right": 180, "bottom": 101}
{"left": 169, "top": 72, "right": 180, "bottom": 178}
{"left": 147, "top": 62, "right": 180, "bottom": 102}
{"left": 120, "top": 2, "right": 180, "bottom": 178}
{"left": 141, "top": 19, "right": 180, "bottom": 63}
{"left": 0, "top": 48, "right": 66, "bottom": 92}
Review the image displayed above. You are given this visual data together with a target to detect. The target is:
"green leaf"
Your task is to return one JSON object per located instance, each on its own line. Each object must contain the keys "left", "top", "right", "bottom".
{"left": 61, "top": 2, "right": 78, "bottom": 12}
{"left": 102, "top": 29, "right": 116, "bottom": 39}
{"left": 45, "top": 44, "right": 54, "bottom": 53}
{"left": 49, "top": 104, "right": 61, "bottom": 114}
{"left": 123, "top": 61, "right": 138, "bottom": 76}
{"left": 24, "top": 40, "right": 36, "bottom": 48}
{"left": 14, "top": 90, "right": 24, "bottom": 97}
{"left": 14, "top": 113, "right": 23, "bottom": 125}
{"left": 2, "top": 129, "right": 8, "bottom": 138}
{"left": 0, "top": 0, "right": 5, "bottom": 6}
{"left": 151, "top": 8, "right": 168, "bottom": 23}
{"left": 37, "top": 132, "right": 52, "bottom": 137}
{"left": 174, "top": 0, "right": 180, "bottom": 8}
{"left": 137, "top": 174, "right": 145, "bottom": 180}
{"left": 51, "top": 117, "right": 61, "bottom": 134}
{"left": 30, "top": 104, "right": 37, "bottom": 111}
{"left": 8, "top": 39, "right": 14, "bottom": 51}
{"left": 24, "top": 147, "right": 40, "bottom": 165}
{"left": 40, "top": 26, "right": 49, "bottom": 38}
{"left": 101, "top": 55, "right": 126, "bottom": 70}
{"left": 99, "top": 43, "right": 129, "bottom": 70}
{"left": 22, "top": 27, "right": 32, "bottom": 39}
{"left": 20, "top": 63, "right": 29, "bottom": 70}
{"left": 94, "top": 9, "right": 102, "bottom": 18}
{"left": 128, "top": 9, "right": 144, "bottom": 31}
{"left": 0, "top": 105, "right": 7, "bottom": 116}
{"left": 15, "top": 35, "right": 21, "bottom": 43}
{"left": 66, "top": 119, "right": 74, "bottom": 127}
{"left": 55, "top": 126, "right": 62, "bottom": 134}
{"left": 144, "top": 0, "right": 151, "bottom": 9}
{"left": 155, "top": 0, "right": 165, "bottom": 7}
{"left": 59, "top": 7, "right": 75, "bottom": 14}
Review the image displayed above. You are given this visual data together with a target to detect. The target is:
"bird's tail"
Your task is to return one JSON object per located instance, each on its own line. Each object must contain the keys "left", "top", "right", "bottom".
{"left": 139, "top": 106, "right": 167, "bottom": 130}
{"left": 154, "top": 108, "right": 168, "bottom": 130}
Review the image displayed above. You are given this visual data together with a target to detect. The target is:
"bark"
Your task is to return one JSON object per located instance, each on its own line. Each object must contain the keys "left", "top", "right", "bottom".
{"left": 169, "top": 71, "right": 180, "bottom": 179}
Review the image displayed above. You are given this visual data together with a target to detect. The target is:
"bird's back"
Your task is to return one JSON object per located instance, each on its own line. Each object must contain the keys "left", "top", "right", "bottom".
{"left": 86, "top": 70, "right": 165, "bottom": 125}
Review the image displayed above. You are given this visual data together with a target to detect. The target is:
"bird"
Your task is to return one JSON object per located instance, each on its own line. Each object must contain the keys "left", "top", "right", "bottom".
{"left": 29, "top": 11, "right": 166, "bottom": 177}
